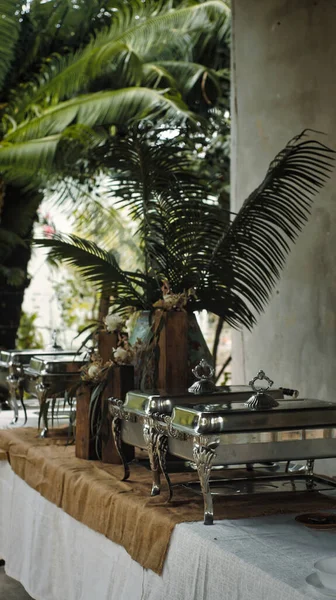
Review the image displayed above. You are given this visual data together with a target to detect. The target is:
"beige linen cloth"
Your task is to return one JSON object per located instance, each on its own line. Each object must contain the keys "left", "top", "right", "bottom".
{"left": 0, "top": 427, "right": 335, "bottom": 574}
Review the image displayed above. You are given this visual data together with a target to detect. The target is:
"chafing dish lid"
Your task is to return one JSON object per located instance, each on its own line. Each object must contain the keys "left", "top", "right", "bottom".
{"left": 0, "top": 349, "right": 79, "bottom": 367}
{"left": 125, "top": 386, "right": 283, "bottom": 416}
{"left": 171, "top": 399, "right": 336, "bottom": 434}
{"left": 27, "top": 354, "right": 86, "bottom": 375}
{"left": 0, "top": 348, "right": 45, "bottom": 366}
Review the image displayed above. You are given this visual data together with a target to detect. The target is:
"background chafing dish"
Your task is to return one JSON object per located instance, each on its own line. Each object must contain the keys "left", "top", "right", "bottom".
{"left": 0, "top": 348, "right": 80, "bottom": 424}
{"left": 166, "top": 398, "right": 336, "bottom": 524}
{"left": 24, "top": 353, "right": 87, "bottom": 436}
{"left": 108, "top": 381, "right": 292, "bottom": 496}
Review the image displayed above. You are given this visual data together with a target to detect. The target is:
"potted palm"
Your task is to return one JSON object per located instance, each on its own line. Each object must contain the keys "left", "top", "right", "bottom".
{"left": 37, "top": 129, "right": 334, "bottom": 391}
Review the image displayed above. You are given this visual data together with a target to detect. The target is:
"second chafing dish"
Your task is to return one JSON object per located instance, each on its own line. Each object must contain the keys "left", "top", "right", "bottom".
{"left": 24, "top": 353, "right": 87, "bottom": 436}
{"left": 166, "top": 397, "right": 336, "bottom": 524}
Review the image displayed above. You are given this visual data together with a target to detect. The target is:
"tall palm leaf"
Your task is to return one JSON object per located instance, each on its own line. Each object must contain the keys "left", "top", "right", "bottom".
{"left": 36, "top": 233, "right": 154, "bottom": 312}
{"left": 194, "top": 132, "right": 335, "bottom": 325}
{"left": 5, "top": 88, "right": 192, "bottom": 144}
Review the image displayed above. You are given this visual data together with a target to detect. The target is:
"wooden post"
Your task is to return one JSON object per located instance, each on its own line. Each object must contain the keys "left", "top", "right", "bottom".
{"left": 154, "top": 310, "right": 189, "bottom": 393}
{"left": 101, "top": 365, "right": 135, "bottom": 464}
{"left": 98, "top": 331, "right": 117, "bottom": 362}
{"left": 75, "top": 383, "right": 98, "bottom": 460}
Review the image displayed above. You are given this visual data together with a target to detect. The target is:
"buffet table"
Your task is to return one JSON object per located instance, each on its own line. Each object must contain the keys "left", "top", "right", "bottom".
{"left": 0, "top": 429, "right": 336, "bottom": 599}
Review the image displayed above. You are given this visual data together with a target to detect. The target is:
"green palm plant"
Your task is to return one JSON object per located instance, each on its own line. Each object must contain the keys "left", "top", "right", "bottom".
{"left": 36, "top": 131, "right": 335, "bottom": 334}
{"left": 0, "top": 0, "right": 230, "bottom": 347}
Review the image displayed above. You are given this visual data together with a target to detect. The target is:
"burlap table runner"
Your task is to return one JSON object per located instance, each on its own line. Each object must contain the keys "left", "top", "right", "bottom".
{"left": 1, "top": 427, "right": 336, "bottom": 574}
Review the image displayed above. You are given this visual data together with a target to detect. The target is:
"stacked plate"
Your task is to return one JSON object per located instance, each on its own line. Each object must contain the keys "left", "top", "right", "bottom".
{"left": 306, "top": 558, "right": 336, "bottom": 597}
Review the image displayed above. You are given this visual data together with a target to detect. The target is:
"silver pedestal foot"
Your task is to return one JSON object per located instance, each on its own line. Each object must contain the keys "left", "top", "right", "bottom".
{"left": 306, "top": 458, "right": 315, "bottom": 490}
{"left": 112, "top": 416, "right": 130, "bottom": 481}
{"left": 193, "top": 439, "right": 219, "bottom": 525}
{"left": 37, "top": 384, "right": 50, "bottom": 437}
{"left": 143, "top": 422, "right": 160, "bottom": 496}
{"left": 157, "top": 433, "right": 173, "bottom": 502}
{"left": 7, "top": 375, "right": 20, "bottom": 425}
{"left": 39, "top": 428, "right": 48, "bottom": 439}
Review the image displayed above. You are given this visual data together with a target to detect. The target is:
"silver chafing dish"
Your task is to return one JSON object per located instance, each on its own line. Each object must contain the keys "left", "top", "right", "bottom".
{"left": 24, "top": 353, "right": 87, "bottom": 436}
{"left": 108, "top": 365, "right": 296, "bottom": 497}
{"left": 109, "top": 364, "right": 336, "bottom": 524}
{"left": 0, "top": 348, "right": 78, "bottom": 424}
{"left": 0, "top": 331, "right": 75, "bottom": 423}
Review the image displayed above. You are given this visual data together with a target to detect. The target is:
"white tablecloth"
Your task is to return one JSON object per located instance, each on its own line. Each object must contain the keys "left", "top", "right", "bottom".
{"left": 0, "top": 460, "right": 335, "bottom": 600}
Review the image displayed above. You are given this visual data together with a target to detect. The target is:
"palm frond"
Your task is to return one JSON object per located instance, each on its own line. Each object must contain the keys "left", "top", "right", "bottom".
{"left": 0, "top": 0, "right": 22, "bottom": 92}
{"left": 34, "top": 233, "right": 150, "bottom": 309}
{"left": 9, "top": 0, "right": 229, "bottom": 116}
{"left": 5, "top": 88, "right": 192, "bottom": 143}
{"left": 0, "top": 135, "right": 60, "bottom": 186}
{"left": 151, "top": 61, "right": 223, "bottom": 102}
{"left": 204, "top": 132, "right": 335, "bottom": 326}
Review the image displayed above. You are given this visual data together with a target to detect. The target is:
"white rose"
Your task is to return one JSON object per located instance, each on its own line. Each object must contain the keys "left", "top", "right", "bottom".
{"left": 88, "top": 365, "right": 100, "bottom": 379}
{"left": 113, "top": 347, "right": 129, "bottom": 363}
{"left": 105, "top": 313, "right": 124, "bottom": 333}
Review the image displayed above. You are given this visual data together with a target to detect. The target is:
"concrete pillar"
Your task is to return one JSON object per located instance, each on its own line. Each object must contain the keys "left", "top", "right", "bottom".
{"left": 231, "top": 0, "right": 336, "bottom": 472}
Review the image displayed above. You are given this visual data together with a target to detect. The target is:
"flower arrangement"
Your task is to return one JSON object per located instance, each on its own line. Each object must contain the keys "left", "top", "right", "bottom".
{"left": 152, "top": 280, "right": 196, "bottom": 312}
{"left": 80, "top": 351, "right": 112, "bottom": 384}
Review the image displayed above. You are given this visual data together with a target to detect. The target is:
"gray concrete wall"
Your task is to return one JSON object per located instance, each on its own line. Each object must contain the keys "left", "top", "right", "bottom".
{"left": 231, "top": 0, "right": 336, "bottom": 472}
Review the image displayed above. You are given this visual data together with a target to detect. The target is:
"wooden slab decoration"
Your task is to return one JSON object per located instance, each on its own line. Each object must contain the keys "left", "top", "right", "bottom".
{"left": 154, "top": 310, "right": 188, "bottom": 393}
{"left": 75, "top": 382, "right": 97, "bottom": 460}
{"left": 76, "top": 330, "right": 117, "bottom": 461}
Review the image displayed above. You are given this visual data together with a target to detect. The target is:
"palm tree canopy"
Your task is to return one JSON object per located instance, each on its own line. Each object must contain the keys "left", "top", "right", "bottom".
{"left": 0, "top": 0, "right": 229, "bottom": 189}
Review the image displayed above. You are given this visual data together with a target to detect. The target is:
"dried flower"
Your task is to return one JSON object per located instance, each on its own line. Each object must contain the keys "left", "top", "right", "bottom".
{"left": 87, "top": 364, "right": 100, "bottom": 379}
{"left": 105, "top": 313, "right": 125, "bottom": 333}
{"left": 113, "top": 347, "right": 129, "bottom": 363}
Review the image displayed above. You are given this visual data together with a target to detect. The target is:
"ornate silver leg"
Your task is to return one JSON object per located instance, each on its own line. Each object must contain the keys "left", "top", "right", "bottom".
{"left": 156, "top": 433, "right": 173, "bottom": 502}
{"left": 193, "top": 439, "right": 219, "bottom": 525}
{"left": 7, "top": 375, "right": 20, "bottom": 424}
{"left": 112, "top": 416, "right": 130, "bottom": 481}
{"left": 306, "top": 458, "right": 315, "bottom": 490}
{"left": 143, "top": 422, "right": 160, "bottom": 496}
{"left": 37, "top": 383, "right": 50, "bottom": 437}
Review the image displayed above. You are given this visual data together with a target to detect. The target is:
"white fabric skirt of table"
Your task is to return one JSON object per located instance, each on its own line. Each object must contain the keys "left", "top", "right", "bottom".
{"left": 0, "top": 460, "right": 335, "bottom": 600}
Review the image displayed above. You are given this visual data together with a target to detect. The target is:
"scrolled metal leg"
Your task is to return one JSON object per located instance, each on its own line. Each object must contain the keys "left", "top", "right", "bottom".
{"left": 37, "top": 384, "right": 50, "bottom": 437}
{"left": 157, "top": 433, "right": 173, "bottom": 502}
{"left": 143, "top": 423, "right": 160, "bottom": 496}
{"left": 112, "top": 416, "right": 130, "bottom": 481}
{"left": 7, "top": 376, "right": 19, "bottom": 424}
{"left": 193, "top": 440, "right": 219, "bottom": 525}
{"left": 11, "top": 394, "right": 19, "bottom": 424}
{"left": 20, "top": 387, "right": 27, "bottom": 425}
